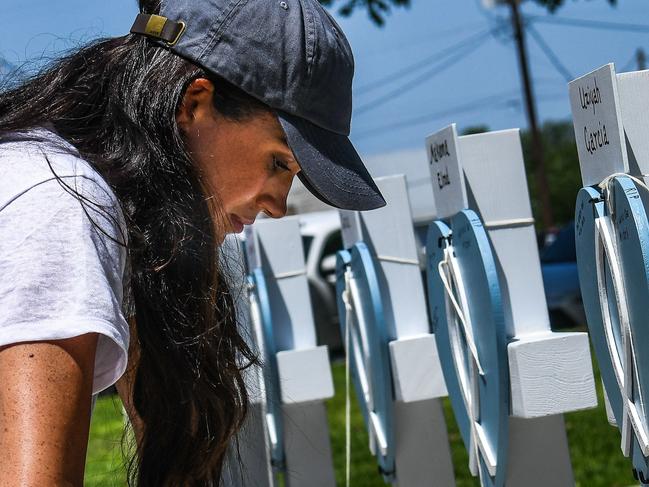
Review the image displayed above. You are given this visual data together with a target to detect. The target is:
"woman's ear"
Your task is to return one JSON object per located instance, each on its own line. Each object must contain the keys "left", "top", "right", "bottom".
{"left": 176, "top": 78, "right": 216, "bottom": 131}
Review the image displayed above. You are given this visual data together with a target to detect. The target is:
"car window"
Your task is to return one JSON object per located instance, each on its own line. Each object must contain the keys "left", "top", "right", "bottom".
{"left": 540, "top": 222, "right": 576, "bottom": 263}
{"left": 322, "top": 231, "right": 343, "bottom": 259}
{"left": 302, "top": 235, "right": 314, "bottom": 261}
{"left": 319, "top": 231, "right": 343, "bottom": 278}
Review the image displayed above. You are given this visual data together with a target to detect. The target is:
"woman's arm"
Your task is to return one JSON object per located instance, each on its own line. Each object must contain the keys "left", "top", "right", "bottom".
{"left": 0, "top": 333, "right": 98, "bottom": 487}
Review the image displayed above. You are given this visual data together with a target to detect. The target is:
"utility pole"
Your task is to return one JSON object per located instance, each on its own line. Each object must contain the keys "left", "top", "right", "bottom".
{"left": 637, "top": 48, "right": 646, "bottom": 71}
{"left": 508, "top": 0, "right": 554, "bottom": 230}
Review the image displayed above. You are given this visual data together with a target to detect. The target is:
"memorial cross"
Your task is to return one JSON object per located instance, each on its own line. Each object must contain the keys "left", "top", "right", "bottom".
{"left": 571, "top": 63, "right": 649, "bottom": 482}
{"left": 336, "top": 174, "right": 455, "bottom": 486}
{"left": 426, "top": 124, "right": 596, "bottom": 487}
{"left": 242, "top": 218, "right": 336, "bottom": 487}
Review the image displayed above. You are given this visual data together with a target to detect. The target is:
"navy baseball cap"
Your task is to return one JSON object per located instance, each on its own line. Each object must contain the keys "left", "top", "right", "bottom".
{"left": 131, "top": 0, "right": 386, "bottom": 211}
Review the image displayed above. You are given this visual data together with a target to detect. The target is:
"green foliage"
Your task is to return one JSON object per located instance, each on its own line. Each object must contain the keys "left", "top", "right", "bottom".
{"left": 565, "top": 355, "right": 635, "bottom": 487}
{"left": 319, "top": 0, "right": 617, "bottom": 26}
{"left": 317, "top": 0, "right": 618, "bottom": 25}
{"left": 461, "top": 125, "right": 490, "bottom": 136}
{"left": 326, "top": 364, "right": 384, "bottom": 484}
{"left": 318, "top": 0, "right": 409, "bottom": 26}
{"left": 326, "top": 357, "right": 635, "bottom": 487}
{"left": 533, "top": 0, "right": 617, "bottom": 13}
{"left": 85, "top": 395, "right": 128, "bottom": 487}
{"left": 86, "top": 356, "right": 635, "bottom": 486}
{"left": 520, "top": 120, "right": 583, "bottom": 228}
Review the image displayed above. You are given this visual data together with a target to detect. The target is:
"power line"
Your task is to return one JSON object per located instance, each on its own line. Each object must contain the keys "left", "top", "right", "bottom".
{"left": 526, "top": 24, "right": 573, "bottom": 81}
{"left": 354, "top": 90, "right": 519, "bottom": 140}
{"left": 473, "top": 0, "right": 513, "bottom": 45}
{"left": 356, "top": 28, "right": 497, "bottom": 95}
{"left": 619, "top": 51, "right": 638, "bottom": 72}
{"left": 529, "top": 15, "right": 649, "bottom": 33}
{"left": 637, "top": 48, "right": 647, "bottom": 70}
{"left": 509, "top": 0, "right": 554, "bottom": 229}
{"left": 619, "top": 48, "right": 649, "bottom": 72}
{"left": 353, "top": 90, "right": 564, "bottom": 141}
{"left": 354, "top": 74, "right": 562, "bottom": 140}
{"left": 353, "top": 31, "right": 494, "bottom": 117}
{"left": 356, "top": 22, "right": 488, "bottom": 61}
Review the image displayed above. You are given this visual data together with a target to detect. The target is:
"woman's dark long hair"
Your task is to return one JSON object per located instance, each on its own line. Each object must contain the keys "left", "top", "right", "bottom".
{"left": 0, "top": 3, "right": 264, "bottom": 485}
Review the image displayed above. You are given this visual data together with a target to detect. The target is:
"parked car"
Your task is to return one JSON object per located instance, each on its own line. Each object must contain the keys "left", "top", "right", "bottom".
{"left": 539, "top": 222, "right": 586, "bottom": 329}
{"left": 300, "top": 214, "right": 586, "bottom": 352}
{"left": 243, "top": 211, "right": 584, "bottom": 356}
{"left": 297, "top": 211, "right": 344, "bottom": 353}
{"left": 297, "top": 211, "right": 431, "bottom": 354}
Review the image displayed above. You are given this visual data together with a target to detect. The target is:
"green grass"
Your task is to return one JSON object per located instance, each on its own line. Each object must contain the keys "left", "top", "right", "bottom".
{"left": 84, "top": 395, "right": 128, "bottom": 487}
{"left": 85, "top": 358, "right": 636, "bottom": 487}
{"left": 564, "top": 360, "right": 636, "bottom": 487}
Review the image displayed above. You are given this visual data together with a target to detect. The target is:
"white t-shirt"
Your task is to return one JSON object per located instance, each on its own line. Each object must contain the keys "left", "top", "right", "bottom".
{"left": 0, "top": 128, "right": 129, "bottom": 394}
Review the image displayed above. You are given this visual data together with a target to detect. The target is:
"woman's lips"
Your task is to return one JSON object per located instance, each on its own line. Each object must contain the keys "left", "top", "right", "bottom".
{"left": 229, "top": 214, "right": 254, "bottom": 233}
{"left": 229, "top": 214, "right": 244, "bottom": 233}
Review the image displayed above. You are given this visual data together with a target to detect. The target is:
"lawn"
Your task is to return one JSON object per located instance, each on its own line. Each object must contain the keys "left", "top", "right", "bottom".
{"left": 85, "top": 359, "right": 636, "bottom": 487}
{"left": 85, "top": 394, "right": 129, "bottom": 486}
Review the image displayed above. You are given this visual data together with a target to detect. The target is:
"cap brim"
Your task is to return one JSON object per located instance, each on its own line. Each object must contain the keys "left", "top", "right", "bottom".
{"left": 277, "top": 111, "right": 386, "bottom": 211}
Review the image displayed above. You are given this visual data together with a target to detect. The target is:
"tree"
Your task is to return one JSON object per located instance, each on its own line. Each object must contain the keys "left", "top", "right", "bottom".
{"left": 319, "top": 0, "right": 618, "bottom": 25}
{"left": 533, "top": 0, "right": 616, "bottom": 12}
{"left": 318, "top": 0, "right": 409, "bottom": 26}
{"left": 461, "top": 125, "right": 490, "bottom": 136}
{"left": 520, "top": 120, "right": 582, "bottom": 228}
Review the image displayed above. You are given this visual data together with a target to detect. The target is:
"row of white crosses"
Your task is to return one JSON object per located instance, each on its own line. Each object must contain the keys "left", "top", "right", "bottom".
{"left": 221, "top": 73, "right": 645, "bottom": 484}
{"left": 422, "top": 124, "right": 597, "bottom": 486}
{"left": 333, "top": 122, "right": 597, "bottom": 485}
{"left": 338, "top": 175, "right": 456, "bottom": 486}
{"left": 569, "top": 63, "right": 649, "bottom": 483}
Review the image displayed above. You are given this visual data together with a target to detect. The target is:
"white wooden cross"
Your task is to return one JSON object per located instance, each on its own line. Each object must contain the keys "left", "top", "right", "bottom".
{"left": 570, "top": 63, "right": 649, "bottom": 472}
{"left": 340, "top": 174, "right": 455, "bottom": 486}
{"left": 426, "top": 123, "right": 597, "bottom": 486}
{"left": 231, "top": 218, "right": 336, "bottom": 487}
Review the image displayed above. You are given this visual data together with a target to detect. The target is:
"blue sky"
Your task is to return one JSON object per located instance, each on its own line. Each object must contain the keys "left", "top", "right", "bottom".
{"left": 1, "top": 0, "right": 648, "bottom": 156}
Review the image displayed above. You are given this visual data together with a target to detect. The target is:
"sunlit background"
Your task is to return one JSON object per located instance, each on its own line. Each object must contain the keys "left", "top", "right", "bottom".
{"left": 2, "top": 1, "right": 648, "bottom": 485}
{"left": 3, "top": 0, "right": 648, "bottom": 156}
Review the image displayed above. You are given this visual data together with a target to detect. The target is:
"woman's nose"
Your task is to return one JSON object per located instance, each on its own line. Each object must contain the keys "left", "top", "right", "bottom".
{"left": 259, "top": 176, "right": 295, "bottom": 219}
{"left": 263, "top": 198, "right": 288, "bottom": 219}
{"left": 258, "top": 190, "right": 289, "bottom": 219}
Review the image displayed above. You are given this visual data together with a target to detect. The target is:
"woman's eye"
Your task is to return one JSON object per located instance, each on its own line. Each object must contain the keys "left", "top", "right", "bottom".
{"left": 273, "top": 157, "right": 290, "bottom": 172}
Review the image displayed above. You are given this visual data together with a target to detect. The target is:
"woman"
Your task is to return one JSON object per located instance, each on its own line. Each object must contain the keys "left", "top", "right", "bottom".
{"left": 0, "top": 0, "right": 384, "bottom": 485}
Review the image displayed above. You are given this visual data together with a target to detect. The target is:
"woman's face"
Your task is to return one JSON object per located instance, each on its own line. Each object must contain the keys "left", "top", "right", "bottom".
{"left": 177, "top": 78, "right": 301, "bottom": 234}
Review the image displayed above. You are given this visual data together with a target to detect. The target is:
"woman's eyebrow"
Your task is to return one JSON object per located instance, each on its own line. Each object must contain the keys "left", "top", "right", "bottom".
{"left": 273, "top": 133, "right": 297, "bottom": 158}
{"left": 275, "top": 131, "right": 289, "bottom": 145}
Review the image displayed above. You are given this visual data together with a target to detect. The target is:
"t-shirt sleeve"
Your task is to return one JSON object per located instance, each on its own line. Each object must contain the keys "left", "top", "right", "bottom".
{"left": 0, "top": 173, "right": 129, "bottom": 394}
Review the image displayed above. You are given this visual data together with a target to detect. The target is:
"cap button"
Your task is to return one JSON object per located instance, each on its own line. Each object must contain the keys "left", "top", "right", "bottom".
{"left": 279, "top": 1, "right": 288, "bottom": 10}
